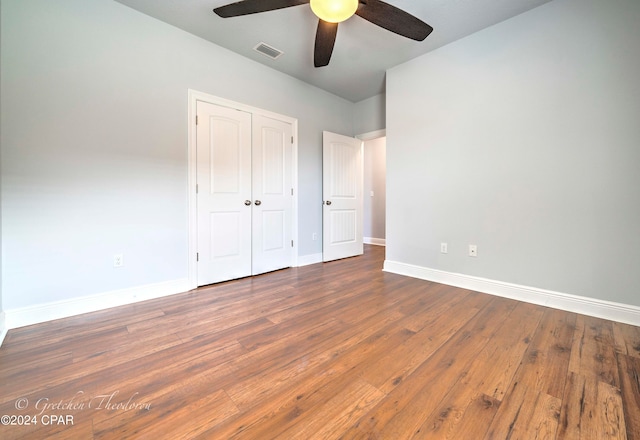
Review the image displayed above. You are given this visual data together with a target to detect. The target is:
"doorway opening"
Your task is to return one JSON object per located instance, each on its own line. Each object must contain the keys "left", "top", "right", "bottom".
{"left": 359, "top": 130, "right": 386, "bottom": 247}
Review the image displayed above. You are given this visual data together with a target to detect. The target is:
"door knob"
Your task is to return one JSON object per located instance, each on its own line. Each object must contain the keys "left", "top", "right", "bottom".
{"left": 244, "top": 200, "right": 251, "bottom": 206}
{"left": 326, "top": 200, "right": 332, "bottom": 205}
{"left": 254, "top": 200, "right": 262, "bottom": 206}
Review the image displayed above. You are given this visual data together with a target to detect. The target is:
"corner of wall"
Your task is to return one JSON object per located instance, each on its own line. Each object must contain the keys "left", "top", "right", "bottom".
{"left": 353, "top": 93, "right": 386, "bottom": 135}
{"left": 0, "top": 312, "right": 7, "bottom": 347}
{"left": 297, "top": 253, "right": 323, "bottom": 267}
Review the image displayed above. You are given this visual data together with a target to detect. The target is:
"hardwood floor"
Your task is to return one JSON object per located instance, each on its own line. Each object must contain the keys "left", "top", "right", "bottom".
{"left": 1, "top": 245, "right": 639, "bottom": 439}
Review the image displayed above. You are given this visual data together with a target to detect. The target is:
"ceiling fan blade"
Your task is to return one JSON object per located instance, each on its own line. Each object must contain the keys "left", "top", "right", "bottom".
{"left": 355, "top": 0, "right": 433, "bottom": 41}
{"left": 314, "top": 20, "right": 338, "bottom": 67}
{"left": 214, "top": 0, "right": 309, "bottom": 18}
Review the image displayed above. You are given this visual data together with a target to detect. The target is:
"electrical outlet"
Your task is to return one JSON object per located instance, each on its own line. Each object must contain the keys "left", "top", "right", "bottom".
{"left": 114, "top": 254, "right": 124, "bottom": 267}
{"left": 370, "top": 191, "right": 374, "bottom": 197}
{"left": 469, "top": 245, "right": 477, "bottom": 257}
{"left": 312, "top": 233, "right": 317, "bottom": 241}
{"left": 440, "top": 243, "right": 448, "bottom": 254}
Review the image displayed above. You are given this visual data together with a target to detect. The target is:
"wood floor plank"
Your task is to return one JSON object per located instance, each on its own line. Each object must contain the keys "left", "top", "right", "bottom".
{"left": 618, "top": 353, "right": 640, "bottom": 440}
{"left": 420, "top": 393, "right": 502, "bottom": 440}
{"left": 558, "top": 372, "right": 628, "bottom": 439}
{"left": 359, "top": 290, "right": 489, "bottom": 394}
{"left": 532, "top": 308, "right": 577, "bottom": 399}
{"left": 613, "top": 322, "right": 640, "bottom": 359}
{"left": 597, "top": 380, "right": 628, "bottom": 439}
{"left": 477, "top": 301, "right": 546, "bottom": 401}
{"left": 0, "top": 245, "right": 637, "bottom": 439}
{"left": 409, "top": 301, "right": 544, "bottom": 439}
{"left": 483, "top": 307, "right": 576, "bottom": 439}
{"left": 400, "top": 286, "right": 477, "bottom": 333}
{"left": 224, "top": 313, "right": 412, "bottom": 411}
{"left": 341, "top": 297, "right": 515, "bottom": 439}
{"left": 0, "top": 351, "right": 75, "bottom": 404}
{"left": 485, "top": 386, "right": 562, "bottom": 440}
{"left": 569, "top": 314, "right": 621, "bottom": 388}
{"left": 279, "top": 378, "right": 385, "bottom": 440}
{"left": 92, "top": 389, "right": 239, "bottom": 440}
{"left": 196, "top": 315, "right": 418, "bottom": 438}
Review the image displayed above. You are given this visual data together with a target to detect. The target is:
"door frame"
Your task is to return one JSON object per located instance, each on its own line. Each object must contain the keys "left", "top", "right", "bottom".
{"left": 319, "top": 129, "right": 384, "bottom": 263}
{"left": 356, "top": 129, "right": 386, "bottom": 142}
{"left": 187, "top": 89, "right": 299, "bottom": 290}
{"left": 356, "top": 129, "right": 386, "bottom": 247}
{"left": 322, "top": 131, "right": 364, "bottom": 262}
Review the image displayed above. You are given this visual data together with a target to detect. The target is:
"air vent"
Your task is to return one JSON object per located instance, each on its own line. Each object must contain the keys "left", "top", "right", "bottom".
{"left": 253, "top": 42, "right": 284, "bottom": 60}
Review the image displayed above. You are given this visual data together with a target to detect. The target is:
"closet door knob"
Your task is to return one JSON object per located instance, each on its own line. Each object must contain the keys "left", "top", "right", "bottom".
{"left": 244, "top": 200, "right": 251, "bottom": 206}
{"left": 326, "top": 200, "right": 332, "bottom": 205}
{"left": 254, "top": 200, "right": 262, "bottom": 206}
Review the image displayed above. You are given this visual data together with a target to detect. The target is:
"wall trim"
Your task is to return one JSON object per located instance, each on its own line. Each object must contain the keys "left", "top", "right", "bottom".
{"left": 364, "top": 237, "right": 386, "bottom": 246}
{"left": 383, "top": 260, "right": 640, "bottom": 326}
{"left": 4, "top": 279, "right": 190, "bottom": 331}
{"left": 297, "top": 253, "right": 323, "bottom": 267}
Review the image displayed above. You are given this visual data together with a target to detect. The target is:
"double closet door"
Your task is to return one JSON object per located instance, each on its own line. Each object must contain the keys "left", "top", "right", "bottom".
{"left": 196, "top": 101, "right": 293, "bottom": 286}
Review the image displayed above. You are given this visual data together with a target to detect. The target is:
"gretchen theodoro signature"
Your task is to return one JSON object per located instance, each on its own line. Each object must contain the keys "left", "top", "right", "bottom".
{"left": 14, "top": 391, "right": 151, "bottom": 415}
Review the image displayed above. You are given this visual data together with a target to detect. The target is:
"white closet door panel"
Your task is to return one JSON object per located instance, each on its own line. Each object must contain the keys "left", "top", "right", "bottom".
{"left": 210, "top": 212, "right": 241, "bottom": 258}
{"left": 252, "top": 115, "right": 293, "bottom": 275}
{"left": 196, "top": 101, "right": 252, "bottom": 285}
{"left": 261, "top": 210, "right": 285, "bottom": 251}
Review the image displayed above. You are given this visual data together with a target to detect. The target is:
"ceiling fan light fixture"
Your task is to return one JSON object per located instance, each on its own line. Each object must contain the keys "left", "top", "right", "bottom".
{"left": 310, "top": 0, "right": 358, "bottom": 23}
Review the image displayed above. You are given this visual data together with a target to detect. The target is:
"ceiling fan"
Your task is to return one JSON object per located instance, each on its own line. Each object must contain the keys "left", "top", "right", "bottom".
{"left": 213, "top": 0, "right": 433, "bottom": 67}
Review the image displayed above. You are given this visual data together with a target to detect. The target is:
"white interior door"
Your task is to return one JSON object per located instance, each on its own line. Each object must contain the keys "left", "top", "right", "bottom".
{"left": 196, "top": 101, "right": 252, "bottom": 285}
{"left": 252, "top": 115, "right": 293, "bottom": 274}
{"left": 322, "top": 131, "right": 364, "bottom": 262}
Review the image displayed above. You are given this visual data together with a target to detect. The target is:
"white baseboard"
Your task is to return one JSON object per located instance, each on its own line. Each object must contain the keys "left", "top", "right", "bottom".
{"left": 4, "top": 278, "right": 190, "bottom": 331}
{"left": 297, "top": 253, "right": 323, "bottom": 267}
{"left": 364, "top": 237, "right": 386, "bottom": 246}
{"left": 383, "top": 260, "right": 640, "bottom": 327}
{"left": 0, "top": 311, "right": 7, "bottom": 347}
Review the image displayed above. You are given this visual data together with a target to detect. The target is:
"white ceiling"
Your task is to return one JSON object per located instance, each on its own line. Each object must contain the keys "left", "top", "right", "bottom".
{"left": 114, "top": 0, "right": 553, "bottom": 102}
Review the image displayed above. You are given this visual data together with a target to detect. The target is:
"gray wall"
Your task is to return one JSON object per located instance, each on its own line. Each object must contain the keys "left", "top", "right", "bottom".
{"left": 354, "top": 93, "right": 385, "bottom": 135}
{"left": 387, "top": 0, "right": 640, "bottom": 306}
{"left": 0, "top": 0, "right": 355, "bottom": 310}
{"left": 0, "top": 130, "right": 2, "bottom": 321}
{"left": 363, "top": 137, "right": 386, "bottom": 241}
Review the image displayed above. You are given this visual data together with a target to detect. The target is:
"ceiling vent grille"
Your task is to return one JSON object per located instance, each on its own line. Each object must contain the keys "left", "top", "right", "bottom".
{"left": 253, "top": 42, "right": 284, "bottom": 60}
